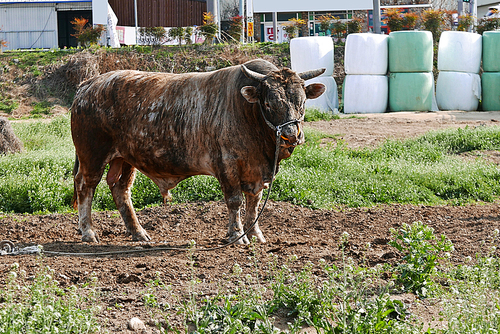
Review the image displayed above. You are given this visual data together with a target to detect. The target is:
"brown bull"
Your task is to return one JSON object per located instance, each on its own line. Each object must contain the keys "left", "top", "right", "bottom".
{"left": 71, "top": 59, "right": 325, "bottom": 244}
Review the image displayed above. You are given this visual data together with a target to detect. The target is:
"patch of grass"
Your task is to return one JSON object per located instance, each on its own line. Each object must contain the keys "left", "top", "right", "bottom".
{"left": 304, "top": 107, "right": 340, "bottom": 122}
{"left": 30, "top": 101, "right": 53, "bottom": 117}
{"left": 0, "top": 262, "right": 101, "bottom": 333}
{"left": 0, "top": 96, "right": 18, "bottom": 113}
{"left": 6, "top": 50, "right": 71, "bottom": 70}
{"left": 3, "top": 117, "right": 500, "bottom": 214}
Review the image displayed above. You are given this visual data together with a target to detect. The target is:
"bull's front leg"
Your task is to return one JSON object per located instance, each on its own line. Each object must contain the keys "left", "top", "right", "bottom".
{"left": 243, "top": 191, "right": 266, "bottom": 243}
{"left": 221, "top": 183, "right": 249, "bottom": 245}
{"left": 74, "top": 169, "right": 100, "bottom": 243}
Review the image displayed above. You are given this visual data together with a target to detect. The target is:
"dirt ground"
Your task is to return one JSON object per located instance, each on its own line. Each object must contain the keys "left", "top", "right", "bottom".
{"left": 2, "top": 111, "right": 500, "bottom": 332}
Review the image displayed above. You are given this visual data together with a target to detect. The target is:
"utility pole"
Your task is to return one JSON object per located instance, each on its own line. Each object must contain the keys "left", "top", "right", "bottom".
{"left": 471, "top": 0, "right": 477, "bottom": 32}
{"left": 207, "top": 0, "right": 220, "bottom": 40}
{"left": 272, "top": 12, "right": 278, "bottom": 43}
{"left": 134, "top": 0, "right": 138, "bottom": 44}
{"left": 373, "top": 0, "right": 381, "bottom": 33}
{"left": 239, "top": 0, "right": 245, "bottom": 43}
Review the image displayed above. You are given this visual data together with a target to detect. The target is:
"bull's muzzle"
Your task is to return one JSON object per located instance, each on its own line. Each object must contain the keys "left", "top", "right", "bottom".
{"left": 280, "top": 124, "right": 304, "bottom": 147}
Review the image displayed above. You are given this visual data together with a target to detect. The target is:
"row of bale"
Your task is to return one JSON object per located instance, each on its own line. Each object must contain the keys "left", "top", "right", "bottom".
{"left": 290, "top": 31, "right": 500, "bottom": 113}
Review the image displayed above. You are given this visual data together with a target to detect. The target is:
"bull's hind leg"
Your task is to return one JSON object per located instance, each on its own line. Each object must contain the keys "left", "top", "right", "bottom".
{"left": 107, "top": 159, "right": 151, "bottom": 241}
{"left": 74, "top": 157, "right": 105, "bottom": 243}
{"left": 243, "top": 191, "right": 266, "bottom": 243}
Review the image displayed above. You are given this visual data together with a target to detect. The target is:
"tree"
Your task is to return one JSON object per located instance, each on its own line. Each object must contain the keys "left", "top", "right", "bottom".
{"left": 200, "top": 12, "right": 218, "bottom": 44}
{"left": 331, "top": 17, "right": 347, "bottom": 39}
{"left": 457, "top": 14, "right": 474, "bottom": 32}
{"left": 283, "top": 18, "right": 306, "bottom": 42}
{"left": 477, "top": 17, "right": 500, "bottom": 35}
{"left": 346, "top": 18, "right": 363, "bottom": 34}
{"left": 422, "top": 9, "right": 446, "bottom": 42}
{"left": 402, "top": 12, "right": 419, "bottom": 30}
{"left": 318, "top": 14, "right": 334, "bottom": 35}
{"left": 384, "top": 8, "right": 404, "bottom": 32}
{"left": 139, "top": 27, "right": 167, "bottom": 46}
{"left": 227, "top": 15, "right": 243, "bottom": 43}
{"left": 70, "top": 17, "right": 105, "bottom": 47}
{"left": 168, "top": 26, "right": 185, "bottom": 46}
{"left": 184, "top": 27, "right": 193, "bottom": 45}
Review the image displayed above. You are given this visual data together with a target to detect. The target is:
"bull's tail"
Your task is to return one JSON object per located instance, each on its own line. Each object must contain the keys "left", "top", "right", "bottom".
{"left": 71, "top": 154, "right": 79, "bottom": 210}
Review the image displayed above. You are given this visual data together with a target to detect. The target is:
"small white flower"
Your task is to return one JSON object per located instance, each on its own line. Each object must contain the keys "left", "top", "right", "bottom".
{"left": 11, "top": 262, "right": 19, "bottom": 270}
{"left": 232, "top": 263, "right": 242, "bottom": 275}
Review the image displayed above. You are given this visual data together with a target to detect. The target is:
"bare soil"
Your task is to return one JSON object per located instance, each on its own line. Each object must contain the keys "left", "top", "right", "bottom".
{"left": 2, "top": 112, "right": 500, "bottom": 332}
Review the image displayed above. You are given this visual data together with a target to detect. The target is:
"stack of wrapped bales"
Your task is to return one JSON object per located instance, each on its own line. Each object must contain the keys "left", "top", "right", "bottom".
{"left": 482, "top": 31, "right": 500, "bottom": 111}
{"left": 343, "top": 33, "right": 389, "bottom": 114}
{"left": 436, "top": 31, "right": 482, "bottom": 111}
{"left": 290, "top": 37, "right": 339, "bottom": 113}
{"left": 388, "top": 31, "right": 435, "bottom": 112}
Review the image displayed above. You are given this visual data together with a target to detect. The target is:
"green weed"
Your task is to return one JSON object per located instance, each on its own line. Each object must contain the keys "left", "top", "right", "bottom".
{"left": 30, "top": 101, "right": 53, "bottom": 117}
{"left": 0, "top": 96, "right": 18, "bottom": 113}
{"left": 389, "top": 221, "right": 454, "bottom": 296}
{"left": 304, "top": 107, "right": 340, "bottom": 122}
{"left": 0, "top": 263, "right": 101, "bottom": 333}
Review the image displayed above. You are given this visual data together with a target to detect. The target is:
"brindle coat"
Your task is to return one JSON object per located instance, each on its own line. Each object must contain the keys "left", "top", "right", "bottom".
{"left": 71, "top": 59, "right": 325, "bottom": 243}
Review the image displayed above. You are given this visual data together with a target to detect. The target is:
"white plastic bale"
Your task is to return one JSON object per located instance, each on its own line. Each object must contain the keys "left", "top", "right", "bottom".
{"left": 438, "top": 31, "right": 482, "bottom": 73}
{"left": 305, "top": 77, "right": 339, "bottom": 113}
{"left": 344, "top": 33, "right": 388, "bottom": 75}
{"left": 343, "top": 75, "right": 388, "bottom": 114}
{"left": 290, "top": 37, "right": 334, "bottom": 77}
{"left": 436, "top": 71, "right": 481, "bottom": 111}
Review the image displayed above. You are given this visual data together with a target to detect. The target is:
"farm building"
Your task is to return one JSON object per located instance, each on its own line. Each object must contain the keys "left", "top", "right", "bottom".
{"left": 0, "top": 0, "right": 93, "bottom": 50}
{"left": 0, "top": 0, "right": 207, "bottom": 50}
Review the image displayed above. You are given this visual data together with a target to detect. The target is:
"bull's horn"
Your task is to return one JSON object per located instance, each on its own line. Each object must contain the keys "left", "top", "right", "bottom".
{"left": 241, "top": 64, "right": 266, "bottom": 82}
{"left": 298, "top": 68, "right": 326, "bottom": 81}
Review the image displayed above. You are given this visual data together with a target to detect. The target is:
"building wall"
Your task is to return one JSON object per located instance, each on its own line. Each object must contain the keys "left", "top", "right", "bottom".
{"left": 108, "top": 0, "right": 207, "bottom": 27}
{"left": 0, "top": 1, "right": 91, "bottom": 50}
{"left": 1, "top": 3, "right": 58, "bottom": 50}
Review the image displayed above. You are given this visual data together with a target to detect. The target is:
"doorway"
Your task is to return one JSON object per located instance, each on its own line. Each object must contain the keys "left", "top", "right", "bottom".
{"left": 57, "top": 10, "right": 92, "bottom": 48}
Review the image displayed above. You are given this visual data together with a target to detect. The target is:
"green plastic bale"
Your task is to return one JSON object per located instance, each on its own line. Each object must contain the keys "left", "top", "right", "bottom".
{"left": 389, "top": 72, "right": 434, "bottom": 112}
{"left": 482, "top": 72, "right": 500, "bottom": 111}
{"left": 483, "top": 31, "right": 500, "bottom": 72}
{"left": 389, "top": 31, "right": 434, "bottom": 73}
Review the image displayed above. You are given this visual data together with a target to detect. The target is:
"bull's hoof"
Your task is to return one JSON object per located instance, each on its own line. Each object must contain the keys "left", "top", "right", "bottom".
{"left": 131, "top": 229, "right": 151, "bottom": 242}
{"left": 82, "top": 230, "right": 99, "bottom": 243}
{"left": 228, "top": 232, "right": 249, "bottom": 245}
{"left": 247, "top": 231, "right": 266, "bottom": 243}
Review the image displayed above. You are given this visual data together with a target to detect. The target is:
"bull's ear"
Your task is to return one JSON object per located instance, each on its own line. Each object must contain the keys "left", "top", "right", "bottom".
{"left": 241, "top": 86, "right": 259, "bottom": 103}
{"left": 305, "top": 83, "right": 326, "bottom": 100}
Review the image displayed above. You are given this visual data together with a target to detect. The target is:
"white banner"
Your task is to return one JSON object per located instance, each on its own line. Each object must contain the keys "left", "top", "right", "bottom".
{"left": 107, "top": 4, "right": 120, "bottom": 48}
{"left": 263, "top": 24, "right": 289, "bottom": 43}
{"left": 253, "top": 0, "right": 373, "bottom": 12}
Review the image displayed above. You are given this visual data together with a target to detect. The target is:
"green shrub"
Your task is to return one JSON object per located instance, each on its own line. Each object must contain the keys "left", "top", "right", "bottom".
{"left": 0, "top": 263, "right": 101, "bottom": 333}
{"left": 389, "top": 221, "right": 454, "bottom": 296}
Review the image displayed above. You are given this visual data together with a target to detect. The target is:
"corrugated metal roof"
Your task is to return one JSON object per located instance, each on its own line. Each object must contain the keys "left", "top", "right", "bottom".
{"left": 0, "top": 0, "right": 90, "bottom": 3}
